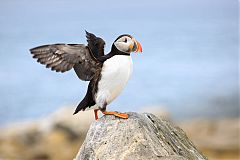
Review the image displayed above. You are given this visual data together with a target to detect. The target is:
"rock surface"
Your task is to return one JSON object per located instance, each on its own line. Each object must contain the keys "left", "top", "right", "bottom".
{"left": 0, "top": 107, "right": 238, "bottom": 160}
{"left": 75, "top": 112, "right": 207, "bottom": 160}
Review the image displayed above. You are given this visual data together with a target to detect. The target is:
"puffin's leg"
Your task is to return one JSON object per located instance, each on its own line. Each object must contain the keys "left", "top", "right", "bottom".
{"left": 94, "top": 109, "right": 99, "bottom": 120}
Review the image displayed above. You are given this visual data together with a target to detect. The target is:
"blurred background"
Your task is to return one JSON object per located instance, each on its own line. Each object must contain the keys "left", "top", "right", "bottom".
{"left": 0, "top": 0, "right": 239, "bottom": 159}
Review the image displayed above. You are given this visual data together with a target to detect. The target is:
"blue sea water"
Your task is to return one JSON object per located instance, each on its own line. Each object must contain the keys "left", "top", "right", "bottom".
{"left": 0, "top": 0, "right": 238, "bottom": 125}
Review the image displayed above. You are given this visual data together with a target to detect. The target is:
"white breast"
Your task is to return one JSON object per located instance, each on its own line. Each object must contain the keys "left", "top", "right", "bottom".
{"left": 95, "top": 55, "right": 133, "bottom": 107}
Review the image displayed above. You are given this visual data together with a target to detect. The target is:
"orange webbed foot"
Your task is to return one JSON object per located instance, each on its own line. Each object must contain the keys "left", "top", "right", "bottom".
{"left": 102, "top": 111, "right": 129, "bottom": 119}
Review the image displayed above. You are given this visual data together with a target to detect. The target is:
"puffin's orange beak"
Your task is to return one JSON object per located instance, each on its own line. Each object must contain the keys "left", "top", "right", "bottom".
{"left": 133, "top": 39, "right": 142, "bottom": 53}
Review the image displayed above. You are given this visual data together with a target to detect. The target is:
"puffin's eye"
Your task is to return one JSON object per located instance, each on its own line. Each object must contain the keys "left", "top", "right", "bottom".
{"left": 124, "top": 38, "right": 127, "bottom": 43}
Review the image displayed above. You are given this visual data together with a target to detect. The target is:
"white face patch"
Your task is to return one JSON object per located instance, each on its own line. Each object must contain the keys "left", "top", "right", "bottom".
{"left": 114, "top": 36, "right": 134, "bottom": 53}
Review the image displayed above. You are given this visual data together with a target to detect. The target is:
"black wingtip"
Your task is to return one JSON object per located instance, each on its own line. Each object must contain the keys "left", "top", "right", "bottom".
{"left": 85, "top": 30, "right": 91, "bottom": 37}
{"left": 29, "top": 47, "right": 35, "bottom": 53}
{"left": 85, "top": 30, "right": 96, "bottom": 37}
{"left": 85, "top": 30, "right": 90, "bottom": 40}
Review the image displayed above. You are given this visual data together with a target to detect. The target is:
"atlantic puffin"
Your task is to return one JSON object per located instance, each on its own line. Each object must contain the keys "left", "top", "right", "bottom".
{"left": 30, "top": 31, "right": 142, "bottom": 120}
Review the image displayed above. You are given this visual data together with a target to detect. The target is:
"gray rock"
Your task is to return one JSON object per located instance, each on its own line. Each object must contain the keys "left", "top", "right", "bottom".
{"left": 75, "top": 112, "right": 207, "bottom": 160}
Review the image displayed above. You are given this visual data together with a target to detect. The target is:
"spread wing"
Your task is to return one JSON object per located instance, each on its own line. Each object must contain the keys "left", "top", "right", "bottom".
{"left": 86, "top": 31, "right": 105, "bottom": 58}
{"left": 30, "top": 43, "right": 101, "bottom": 81}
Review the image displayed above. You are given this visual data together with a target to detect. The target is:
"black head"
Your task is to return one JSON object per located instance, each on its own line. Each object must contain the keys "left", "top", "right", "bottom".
{"left": 112, "top": 34, "right": 142, "bottom": 54}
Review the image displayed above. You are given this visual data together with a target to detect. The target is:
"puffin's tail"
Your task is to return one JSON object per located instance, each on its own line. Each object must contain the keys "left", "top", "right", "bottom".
{"left": 73, "top": 97, "right": 88, "bottom": 115}
{"left": 73, "top": 82, "right": 96, "bottom": 115}
{"left": 73, "top": 97, "right": 89, "bottom": 115}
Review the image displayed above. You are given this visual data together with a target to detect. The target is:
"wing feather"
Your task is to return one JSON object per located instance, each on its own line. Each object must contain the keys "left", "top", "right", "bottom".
{"left": 85, "top": 31, "right": 105, "bottom": 58}
{"left": 30, "top": 43, "right": 102, "bottom": 81}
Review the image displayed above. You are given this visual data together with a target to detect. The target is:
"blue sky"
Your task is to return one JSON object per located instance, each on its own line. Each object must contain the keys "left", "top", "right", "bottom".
{"left": 0, "top": 0, "right": 238, "bottom": 124}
